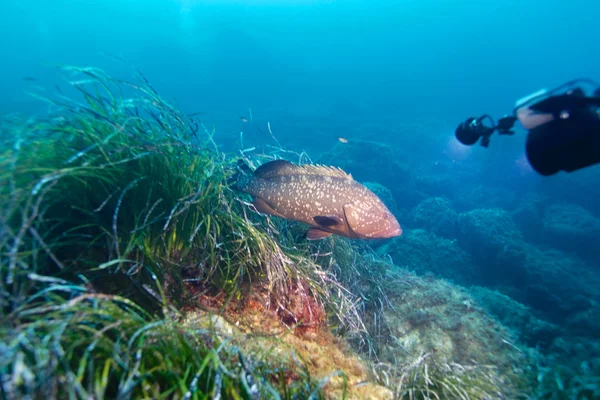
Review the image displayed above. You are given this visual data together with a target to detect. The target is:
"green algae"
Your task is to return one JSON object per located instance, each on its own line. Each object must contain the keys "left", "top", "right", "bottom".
{"left": 1, "top": 286, "right": 325, "bottom": 399}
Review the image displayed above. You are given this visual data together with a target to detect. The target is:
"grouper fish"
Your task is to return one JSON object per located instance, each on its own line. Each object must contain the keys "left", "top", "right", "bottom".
{"left": 234, "top": 159, "right": 402, "bottom": 240}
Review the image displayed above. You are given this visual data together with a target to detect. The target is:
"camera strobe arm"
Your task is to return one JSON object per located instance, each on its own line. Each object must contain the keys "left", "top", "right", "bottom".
{"left": 455, "top": 114, "right": 517, "bottom": 148}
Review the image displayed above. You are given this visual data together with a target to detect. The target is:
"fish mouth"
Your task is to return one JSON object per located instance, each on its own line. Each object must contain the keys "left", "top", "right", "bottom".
{"left": 390, "top": 227, "right": 403, "bottom": 237}
{"left": 380, "top": 226, "right": 402, "bottom": 238}
{"left": 369, "top": 223, "right": 402, "bottom": 239}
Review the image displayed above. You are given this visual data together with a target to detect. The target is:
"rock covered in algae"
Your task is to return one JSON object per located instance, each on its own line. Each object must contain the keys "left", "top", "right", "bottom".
{"left": 409, "top": 196, "right": 458, "bottom": 239}
{"left": 541, "top": 203, "right": 600, "bottom": 261}
{"left": 182, "top": 266, "right": 540, "bottom": 398}
{"left": 376, "top": 268, "right": 537, "bottom": 396}
{"left": 378, "top": 228, "right": 477, "bottom": 285}
{"left": 470, "top": 286, "right": 560, "bottom": 348}
{"left": 182, "top": 305, "right": 394, "bottom": 400}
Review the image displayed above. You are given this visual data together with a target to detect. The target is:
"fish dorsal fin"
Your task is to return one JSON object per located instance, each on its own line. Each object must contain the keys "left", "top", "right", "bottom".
{"left": 254, "top": 160, "right": 353, "bottom": 180}
{"left": 298, "top": 164, "right": 353, "bottom": 180}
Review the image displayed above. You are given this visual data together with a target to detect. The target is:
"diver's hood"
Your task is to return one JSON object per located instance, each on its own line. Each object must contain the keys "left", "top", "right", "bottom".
{"left": 514, "top": 79, "right": 600, "bottom": 130}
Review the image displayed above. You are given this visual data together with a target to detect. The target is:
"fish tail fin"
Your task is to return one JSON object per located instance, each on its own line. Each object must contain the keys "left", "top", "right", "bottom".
{"left": 228, "top": 158, "right": 253, "bottom": 191}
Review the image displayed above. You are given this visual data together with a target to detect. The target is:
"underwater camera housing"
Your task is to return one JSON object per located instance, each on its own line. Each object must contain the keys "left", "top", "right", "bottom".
{"left": 455, "top": 78, "right": 600, "bottom": 176}
{"left": 455, "top": 114, "right": 517, "bottom": 148}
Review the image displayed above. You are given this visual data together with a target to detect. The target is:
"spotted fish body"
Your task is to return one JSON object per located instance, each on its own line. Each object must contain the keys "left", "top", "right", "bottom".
{"left": 235, "top": 160, "right": 402, "bottom": 240}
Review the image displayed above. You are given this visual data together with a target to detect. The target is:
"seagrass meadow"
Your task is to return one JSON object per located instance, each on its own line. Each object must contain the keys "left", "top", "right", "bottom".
{"left": 1, "top": 66, "right": 596, "bottom": 400}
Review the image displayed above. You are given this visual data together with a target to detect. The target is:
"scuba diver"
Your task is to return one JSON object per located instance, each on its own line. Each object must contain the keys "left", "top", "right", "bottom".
{"left": 455, "top": 79, "right": 600, "bottom": 176}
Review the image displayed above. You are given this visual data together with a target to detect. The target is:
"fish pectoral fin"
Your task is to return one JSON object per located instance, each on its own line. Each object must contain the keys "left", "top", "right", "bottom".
{"left": 306, "top": 228, "right": 332, "bottom": 240}
{"left": 252, "top": 198, "right": 285, "bottom": 218}
{"left": 313, "top": 215, "right": 344, "bottom": 227}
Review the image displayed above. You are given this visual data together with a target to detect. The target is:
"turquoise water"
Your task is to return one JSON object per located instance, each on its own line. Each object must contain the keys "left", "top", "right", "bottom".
{"left": 2, "top": 0, "right": 599, "bottom": 397}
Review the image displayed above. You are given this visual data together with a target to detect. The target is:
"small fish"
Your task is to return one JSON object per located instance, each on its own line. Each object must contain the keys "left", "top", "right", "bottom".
{"left": 338, "top": 137, "right": 348, "bottom": 143}
{"left": 233, "top": 160, "right": 402, "bottom": 240}
{"left": 23, "top": 76, "right": 37, "bottom": 82}
{"left": 239, "top": 116, "right": 248, "bottom": 123}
